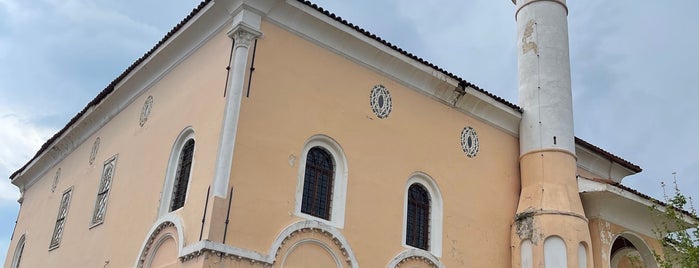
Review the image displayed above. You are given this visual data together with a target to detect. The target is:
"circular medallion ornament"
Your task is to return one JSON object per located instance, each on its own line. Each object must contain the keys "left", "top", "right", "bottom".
{"left": 460, "top": 127, "right": 479, "bottom": 158}
{"left": 139, "top": 95, "right": 153, "bottom": 127}
{"left": 370, "top": 85, "right": 392, "bottom": 119}
{"left": 89, "top": 137, "right": 100, "bottom": 165}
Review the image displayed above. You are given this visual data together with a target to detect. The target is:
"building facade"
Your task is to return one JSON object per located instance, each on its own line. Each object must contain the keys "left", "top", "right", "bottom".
{"left": 5, "top": 0, "right": 691, "bottom": 267}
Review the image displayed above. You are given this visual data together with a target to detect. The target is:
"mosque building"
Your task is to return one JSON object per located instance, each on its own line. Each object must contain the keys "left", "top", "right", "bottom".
{"left": 6, "top": 0, "right": 695, "bottom": 267}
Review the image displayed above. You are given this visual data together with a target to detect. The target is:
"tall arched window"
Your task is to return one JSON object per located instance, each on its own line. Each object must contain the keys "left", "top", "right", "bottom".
{"left": 159, "top": 127, "right": 196, "bottom": 217}
{"left": 402, "top": 172, "right": 443, "bottom": 257}
{"left": 301, "top": 147, "right": 334, "bottom": 220}
{"left": 406, "top": 184, "right": 430, "bottom": 250}
{"left": 295, "top": 135, "right": 348, "bottom": 228}
{"left": 170, "top": 139, "right": 194, "bottom": 211}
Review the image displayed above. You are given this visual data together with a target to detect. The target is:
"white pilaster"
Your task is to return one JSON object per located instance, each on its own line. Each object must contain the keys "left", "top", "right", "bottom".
{"left": 212, "top": 9, "right": 261, "bottom": 198}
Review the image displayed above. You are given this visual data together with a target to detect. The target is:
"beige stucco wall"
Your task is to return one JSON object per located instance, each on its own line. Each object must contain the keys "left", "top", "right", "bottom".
{"left": 5, "top": 27, "right": 233, "bottom": 267}
{"left": 223, "top": 20, "right": 522, "bottom": 267}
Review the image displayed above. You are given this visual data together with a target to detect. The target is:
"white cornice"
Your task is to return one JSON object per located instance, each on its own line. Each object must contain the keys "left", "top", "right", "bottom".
{"left": 578, "top": 178, "right": 697, "bottom": 237}
{"left": 266, "top": 0, "right": 522, "bottom": 136}
{"left": 575, "top": 144, "right": 636, "bottom": 182}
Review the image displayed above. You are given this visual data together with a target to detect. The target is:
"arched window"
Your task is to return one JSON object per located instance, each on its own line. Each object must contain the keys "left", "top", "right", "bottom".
{"left": 159, "top": 127, "right": 196, "bottom": 217}
{"left": 301, "top": 147, "right": 334, "bottom": 220}
{"left": 406, "top": 184, "right": 430, "bottom": 250}
{"left": 295, "top": 135, "right": 348, "bottom": 228}
{"left": 10, "top": 234, "right": 25, "bottom": 268}
{"left": 170, "top": 139, "right": 194, "bottom": 211}
{"left": 402, "top": 172, "right": 443, "bottom": 257}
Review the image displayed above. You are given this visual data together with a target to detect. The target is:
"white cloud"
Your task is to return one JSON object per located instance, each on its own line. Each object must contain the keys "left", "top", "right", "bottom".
{"left": 0, "top": 104, "right": 55, "bottom": 201}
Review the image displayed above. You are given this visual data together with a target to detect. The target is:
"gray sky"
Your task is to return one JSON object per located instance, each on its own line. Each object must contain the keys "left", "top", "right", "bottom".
{"left": 0, "top": 0, "right": 697, "bottom": 263}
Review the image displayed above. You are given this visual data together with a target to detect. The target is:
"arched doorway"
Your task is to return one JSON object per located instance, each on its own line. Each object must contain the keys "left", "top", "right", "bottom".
{"left": 610, "top": 233, "right": 657, "bottom": 268}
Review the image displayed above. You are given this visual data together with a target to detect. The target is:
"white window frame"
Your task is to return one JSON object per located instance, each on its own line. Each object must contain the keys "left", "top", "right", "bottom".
{"left": 294, "top": 134, "right": 348, "bottom": 228}
{"left": 158, "top": 127, "right": 196, "bottom": 218}
{"left": 10, "top": 234, "right": 25, "bottom": 268}
{"left": 90, "top": 154, "right": 118, "bottom": 227}
{"left": 402, "top": 172, "right": 443, "bottom": 257}
{"left": 50, "top": 186, "right": 73, "bottom": 250}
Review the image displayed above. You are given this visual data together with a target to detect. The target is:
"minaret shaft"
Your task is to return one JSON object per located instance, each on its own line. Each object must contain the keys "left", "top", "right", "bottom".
{"left": 511, "top": 0, "right": 592, "bottom": 267}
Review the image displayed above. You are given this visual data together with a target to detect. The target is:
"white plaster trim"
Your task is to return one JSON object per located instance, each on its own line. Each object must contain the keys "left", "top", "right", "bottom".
{"left": 575, "top": 144, "right": 636, "bottom": 183}
{"left": 180, "top": 240, "right": 268, "bottom": 263}
{"left": 280, "top": 239, "right": 342, "bottom": 267}
{"left": 578, "top": 178, "right": 698, "bottom": 227}
{"left": 144, "top": 233, "right": 176, "bottom": 268}
{"left": 179, "top": 220, "right": 359, "bottom": 267}
{"left": 10, "top": 0, "right": 230, "bottom": 192}
{"left": 294, "top": 134, "right": 348, "bottom": 229}
{"left": 386, "top": 248, "right": 445, "bottom": 268}
{"left": 158, "top": 127, "right": 196, "bottom": 218}
{"left": 89, "top": 154, "right": 119, "bottom": 228}
{"left": 609, "top": 232, "right": 658, "bottom": 268}
{"left": 133, "top": 214, "right": 186, "bottom": 268}
{"left": 49, "top": 186, "right": 74, "bottom": 251}
{"left": 267, "top": 220, "right": 359, "bottom": 267}
{"left": 10, "top": 234, "right": 26, "bottom": 268}
{"left": 402, "top": 172, "right": 444, "bottom": 257}
{"left": 212, "top": 7, "right": 262, "bottom": 198}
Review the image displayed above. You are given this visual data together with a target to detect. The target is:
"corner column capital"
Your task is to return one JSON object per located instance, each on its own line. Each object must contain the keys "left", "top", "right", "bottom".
{"left": 226, "top": 8, "right": 262, "bottom": 49}
{"left": 227, "top": 25, "right": 261, "bottom": 49}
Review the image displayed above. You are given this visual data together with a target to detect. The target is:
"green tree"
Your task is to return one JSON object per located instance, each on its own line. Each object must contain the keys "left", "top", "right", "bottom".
{"left": 652, "top": 174, "right": 699, "bottom": 268}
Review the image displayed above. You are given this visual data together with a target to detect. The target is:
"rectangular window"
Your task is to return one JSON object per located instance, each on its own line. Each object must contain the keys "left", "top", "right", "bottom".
{"left": 91, "top": 155, "right": 118, "bottom": 227}
{"left": 50, "top": 187, "right": 73, "bottom": 250}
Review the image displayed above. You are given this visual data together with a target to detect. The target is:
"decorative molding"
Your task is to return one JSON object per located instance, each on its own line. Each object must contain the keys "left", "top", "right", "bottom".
{"left": 179, "top": 220, "right": 359, "bottom": 267}
{"left": 387, "top": 249, "right": 444, "bottom": 268}
{"left": 460, "top": 126, "right": 479, "bottom": 158}
{"left": 134, "top": 214, "right": 186, "bottom": 268}
{"left": 89, "top": 137, "right": 101, "bottom": 165}
{"left": 370, "top": 84, "right": 392, "bottom": 119}
{"left": 139, "top": 95, "right": 153, "bottom": 127}
{"left": 90, "top": 154, "right": 119, "bottom": 227}
{"left": 51, "top": 168, "right": 61, "bottom": 193}
{"left": 228, "top": 25, "right": 261, "bottom": 49}
{"left": 49, "top": 186, "right": 74, "bottom": 250}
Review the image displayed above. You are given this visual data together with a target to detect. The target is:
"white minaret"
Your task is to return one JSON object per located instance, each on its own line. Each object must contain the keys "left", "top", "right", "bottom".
{"left": 510, "top": 0, "right": 592, "bottom": 267}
